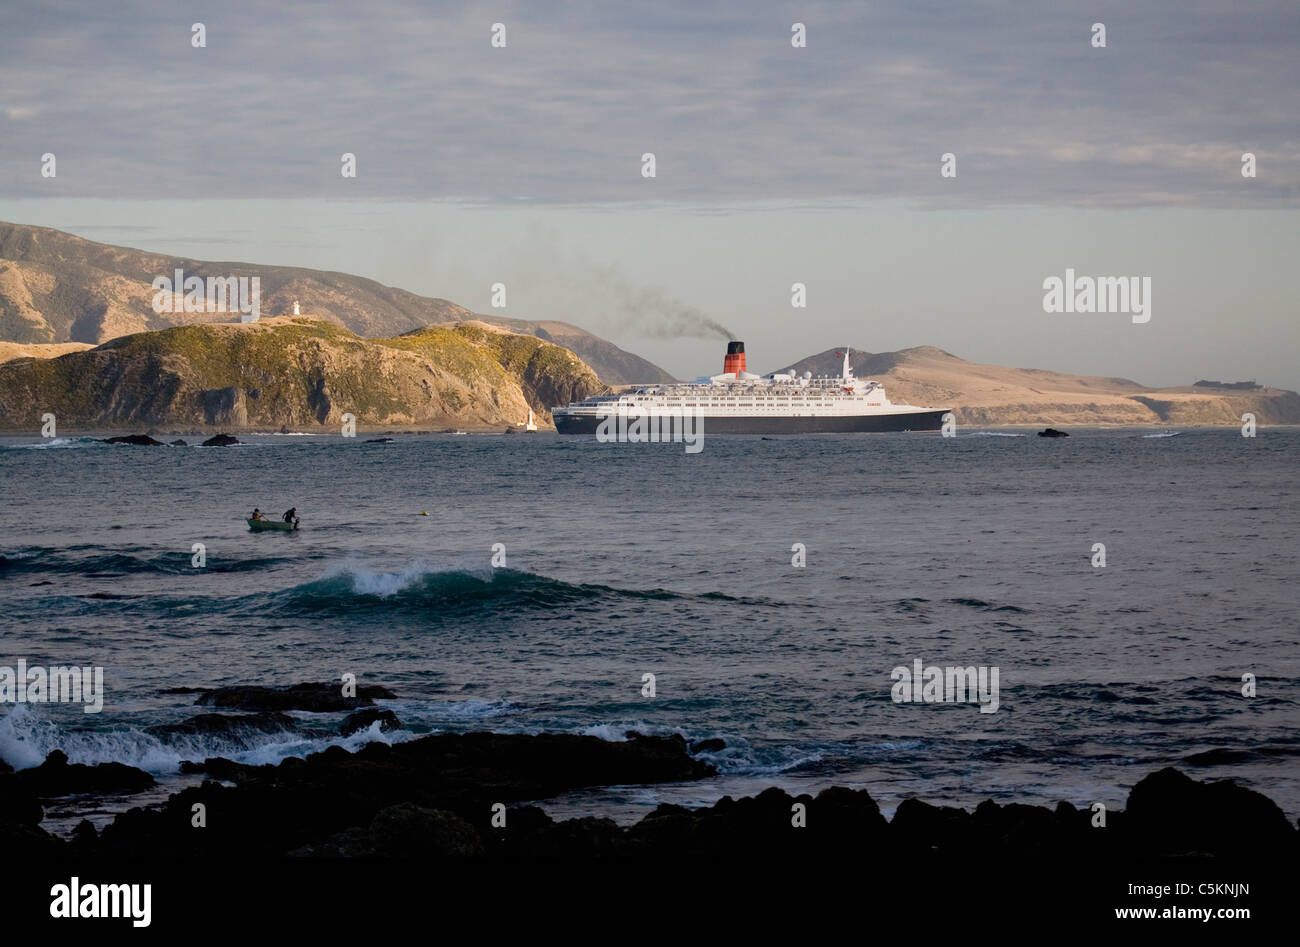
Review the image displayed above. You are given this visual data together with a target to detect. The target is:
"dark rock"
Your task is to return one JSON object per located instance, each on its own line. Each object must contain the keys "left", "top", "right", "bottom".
{"left": 0, "top": 820, "right": 63, "bottom": 855}
{"left": 689, "top": 737, "right": 726, "bottom": 754}
{"left": 339, "top": 708, "right": 402, "bottom": 736}
{"left": 97, "top": 730, "right": 715, "bottom": 856}
{"left": 102, "top": 434, "right": 163, "bottom": 446}
{"left": 366, "top": 804, "right": 483, "bottom": 856}
{"left": 170, "top": 439, "right": 188, "bottom": 446}
{"left": 71, "top": 819, "right": 98, "bottom": 845}
{"left": 890, "top": 797, "right": 975, "bottom": 853}
{"left": 14, "top": 750, "right": 154, "bottom": 796}
{"left": 1126, "top": 766, "right": 1296, "bottom": 855}
{"left": 200, "top": 433, "right": 240, "bottom": 447}
{"left": 194, "top": 681, "right": 396, "bottom": 713}
{"left": 1037, "top": 428, "right": 1069, "bottom": 437}
{"left": 0, "top": 775, "right": 44, "bottom": 825}
{"left": 146, "top": 712, "right": 299, "bottom": 741}
{"left": 364, "top": 437, "right": 393, "bottom": 444}
{"left": 515, "top": 816, "right": 623, "bottom": 857}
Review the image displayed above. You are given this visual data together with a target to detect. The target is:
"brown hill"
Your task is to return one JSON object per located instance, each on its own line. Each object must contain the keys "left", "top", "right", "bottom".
{"left": 0, "top": 340, "right": 94, "bottom": 364}
{"left": 0, "top": 221, "right": 674, "bottom": 385}
{"left": 775, "top": 346, "right": 1300, "bottom": 426}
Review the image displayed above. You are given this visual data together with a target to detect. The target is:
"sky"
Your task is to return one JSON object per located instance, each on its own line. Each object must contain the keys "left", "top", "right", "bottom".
{"left": 0, "top": 0, "right": 1296, "bottom": 385}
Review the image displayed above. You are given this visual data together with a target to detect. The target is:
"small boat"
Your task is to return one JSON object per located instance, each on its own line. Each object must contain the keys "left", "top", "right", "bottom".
{"left": 247, "top": 518, "right": 298, "bottom": 532}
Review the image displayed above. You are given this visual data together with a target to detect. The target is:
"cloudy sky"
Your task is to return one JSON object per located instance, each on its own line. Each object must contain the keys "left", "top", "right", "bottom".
{"left": 1, "top": 0, "right": 1296, "bottom": 384}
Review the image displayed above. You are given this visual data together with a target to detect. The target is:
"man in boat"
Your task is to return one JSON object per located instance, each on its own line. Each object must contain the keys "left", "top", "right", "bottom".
{"left": 282, "top": 507, "right": 297, "bottom": 524}
{"left": 251, "top": 508, "right": 263, "bottom": 521}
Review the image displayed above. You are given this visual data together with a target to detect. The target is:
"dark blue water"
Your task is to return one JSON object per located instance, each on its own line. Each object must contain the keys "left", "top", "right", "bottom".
{"left": 2, "top": 429, "right": 1297, "bottom": 829}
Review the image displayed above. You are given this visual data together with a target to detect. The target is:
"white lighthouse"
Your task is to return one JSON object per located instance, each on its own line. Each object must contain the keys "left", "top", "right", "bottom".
{"left": 293, "top": 300, "right": 301, "bottom": 315}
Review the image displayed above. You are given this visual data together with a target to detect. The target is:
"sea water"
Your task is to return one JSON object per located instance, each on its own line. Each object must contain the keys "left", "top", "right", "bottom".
{"left": 1, "top": 429, "right": 1296, "bottom": 829}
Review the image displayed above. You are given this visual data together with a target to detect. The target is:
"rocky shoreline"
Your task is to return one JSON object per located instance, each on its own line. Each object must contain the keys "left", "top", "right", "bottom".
{"left": 4, "top": 725, "right": 1294, "bottom": 858}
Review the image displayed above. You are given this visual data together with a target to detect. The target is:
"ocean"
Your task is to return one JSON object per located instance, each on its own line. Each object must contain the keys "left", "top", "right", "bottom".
{"left": 1, "top": 428, "right": 1297, "bottom": 833}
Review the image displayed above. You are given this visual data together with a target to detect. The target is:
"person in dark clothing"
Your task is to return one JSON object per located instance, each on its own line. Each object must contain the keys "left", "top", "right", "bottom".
{"left": 283, "top": 507, "right": 297, "bottom": 524}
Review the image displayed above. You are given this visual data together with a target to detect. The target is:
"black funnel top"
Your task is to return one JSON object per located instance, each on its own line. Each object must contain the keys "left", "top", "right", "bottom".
{"left": 726, "top": 341, "right": 745, "bottom": 354}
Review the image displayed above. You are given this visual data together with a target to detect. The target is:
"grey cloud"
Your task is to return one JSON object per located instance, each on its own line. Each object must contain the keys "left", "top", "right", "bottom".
{"left": 0, "top": 0, "right": 1294, "bottom": 207}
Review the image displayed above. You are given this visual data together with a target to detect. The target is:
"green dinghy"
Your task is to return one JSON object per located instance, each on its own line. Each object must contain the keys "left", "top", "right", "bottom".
{"left": 247, "top": 518, "right": 298, "bottom": 532}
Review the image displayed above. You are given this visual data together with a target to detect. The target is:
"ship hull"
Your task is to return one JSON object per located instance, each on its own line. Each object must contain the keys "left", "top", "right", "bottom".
{"left": 553, "top": 409, "right": 948, "bottom": 435}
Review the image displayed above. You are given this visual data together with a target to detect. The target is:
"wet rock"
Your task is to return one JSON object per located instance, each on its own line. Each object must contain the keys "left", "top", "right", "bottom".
{"left": 364, "top": 437, "right": 393, "bottom": 443}
{"left": 339, "top": 708, "right": 402, "bottom": 736}
{"left": 147, "top": 712, "right": 299, "bottom": 741}
{"left": 102, "top": 434, "right": 164, "bottom": 446}
{"left": 201, "top": 433, "right": 240, "bottom": 446}
{"left": 689, "top": 737, "right": 726, "bottom": 754}
{"left": 1037, "top": 428, "right": 1069, "bottom": 437}
{"left": 194, "top": 681, "right": 396, "bottom": 713}
{"left": 14, "top": 750, "right": 154, "bottom": 796}
{"left": 170, "top": 439, "right": 188, "bottom": 446}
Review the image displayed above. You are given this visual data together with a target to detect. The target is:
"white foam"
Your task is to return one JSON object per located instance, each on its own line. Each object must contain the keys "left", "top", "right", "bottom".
{"left": 0, "top": 703, "right": 416, "bottom": 775}
{"left": 316, "top": 558, "right": 494, "bottom": 598}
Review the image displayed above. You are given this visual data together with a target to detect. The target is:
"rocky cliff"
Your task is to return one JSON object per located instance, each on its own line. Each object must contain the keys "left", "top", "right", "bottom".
{"left": 0, "top": 316, "right": 604, "bottom": 432}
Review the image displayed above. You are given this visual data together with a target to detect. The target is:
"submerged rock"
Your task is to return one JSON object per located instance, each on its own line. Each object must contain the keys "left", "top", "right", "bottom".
{"left": 1037, "top": 427, "right": 1069, "bottom": 437}
{"left": 102, "top": 434, "right": 163, "bottom": 446}
{"left": 201, "top": 433, "right": 240, "bottom": 447}
{"left": 339, "top": 708, "right": 402, "bottom": 736}
{"left": 194, "top": 681, "right": 397, "bottom": 713}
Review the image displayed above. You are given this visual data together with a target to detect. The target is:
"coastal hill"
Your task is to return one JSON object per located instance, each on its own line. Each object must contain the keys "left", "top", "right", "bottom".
{"left": 775, "top": 346, "right": 1300, "bottom": 426}
{"left": 0, "top": 221, "right": 674, "bottom": 385}
{"left": 0, "top": 315, "right": 604, "bottom": 432}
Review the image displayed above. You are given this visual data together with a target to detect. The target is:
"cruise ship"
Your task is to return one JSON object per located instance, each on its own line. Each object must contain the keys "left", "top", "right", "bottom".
{"left": 552, "top": 341, "right": 951, "bottom": 434}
